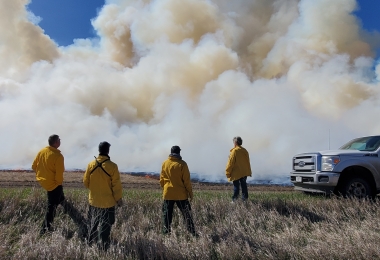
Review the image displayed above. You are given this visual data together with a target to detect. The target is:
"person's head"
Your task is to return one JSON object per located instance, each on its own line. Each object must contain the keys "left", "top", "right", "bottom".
{"left": 48, "top": 134, "right": 61, "bottom": 148}
{"left": 99, "top": 141, "right": 111, "bottom": 155}
{"left": 171, "top": 145, "right": 181, "bottom": 154}
{"left": 233, "top": 136, "right": 242, "bottom": 147}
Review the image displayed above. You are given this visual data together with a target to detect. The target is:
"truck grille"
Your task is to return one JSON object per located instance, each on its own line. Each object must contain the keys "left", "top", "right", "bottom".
{"left": 293, "top": 155, "right": 316, "bottom": 172}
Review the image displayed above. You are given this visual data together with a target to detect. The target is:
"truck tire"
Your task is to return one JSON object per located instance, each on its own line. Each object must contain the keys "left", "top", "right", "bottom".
{"left": 342, "top": 177, "right": 374, "bottom": 199}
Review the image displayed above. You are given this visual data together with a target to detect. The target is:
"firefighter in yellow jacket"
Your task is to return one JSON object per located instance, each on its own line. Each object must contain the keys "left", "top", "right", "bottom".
{"left": 226, "top": 136, "right": 252, "bottom": 202}
{"left": 83, "top": 141, "right": 123, "bottom": 250}
{"left": 32, "top": 134, "right": 65, "bottom": 235}
{"left": 160, "top": 145, "right": 196, "bottom": 236}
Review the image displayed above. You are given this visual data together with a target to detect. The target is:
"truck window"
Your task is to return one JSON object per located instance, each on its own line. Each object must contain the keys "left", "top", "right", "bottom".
{"left": 340, "top": 136, "right": 380, "bottom": 151}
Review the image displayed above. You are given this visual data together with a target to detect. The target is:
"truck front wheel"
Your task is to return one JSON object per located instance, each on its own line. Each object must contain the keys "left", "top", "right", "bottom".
{"left": 342, "top": 177, "right": 374, "bottom": 199}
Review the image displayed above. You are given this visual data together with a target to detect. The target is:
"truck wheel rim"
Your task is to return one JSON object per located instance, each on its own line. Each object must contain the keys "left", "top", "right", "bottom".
{"left": 347, "top": 182, "right": 367, "bottom": 197}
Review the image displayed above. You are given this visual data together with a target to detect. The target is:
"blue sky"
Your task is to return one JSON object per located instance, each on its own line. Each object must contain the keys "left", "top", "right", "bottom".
{"left": 27, "top": 0, "right": 380, "bottom": 47}
{"left": 27, "top": 0, "right": 105, "bottom": 46}
{"left": 356, "top": 1, "right": 380, "bottom": 33}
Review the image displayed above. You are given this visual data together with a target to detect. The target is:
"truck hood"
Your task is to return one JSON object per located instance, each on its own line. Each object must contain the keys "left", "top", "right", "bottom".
{"left": 307, "top": 150, "right": 374, "bottom": 157}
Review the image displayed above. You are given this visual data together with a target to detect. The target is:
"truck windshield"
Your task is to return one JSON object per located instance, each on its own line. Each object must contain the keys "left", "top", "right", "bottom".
{"left": 340, "top": 136, "right": 380, "bottom": 151}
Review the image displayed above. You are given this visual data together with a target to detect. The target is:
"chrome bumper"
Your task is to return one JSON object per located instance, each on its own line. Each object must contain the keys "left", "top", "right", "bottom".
{"left": 290, "top": 171, "right": 340, "bottom": 193}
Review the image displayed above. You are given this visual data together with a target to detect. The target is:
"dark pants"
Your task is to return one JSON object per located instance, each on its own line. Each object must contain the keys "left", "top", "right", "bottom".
{"left": 87, "top": 206, "right": 115, "bottom": 250}
{"left": 232, "top": 176, "right": 248, "bottom": 201}
{"left": 162, "top": 200, "right": 196, "bottom": 235}
{"left": 41, "top": 185, "right": 65, "bottom": 233}
{"left": 41, "top": 185, "right": 87, "bottom": 238}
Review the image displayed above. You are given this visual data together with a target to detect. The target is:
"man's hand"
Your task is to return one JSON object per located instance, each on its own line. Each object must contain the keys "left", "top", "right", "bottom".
{"left": 116, "top": 199, "right": 123, "bottom": 207}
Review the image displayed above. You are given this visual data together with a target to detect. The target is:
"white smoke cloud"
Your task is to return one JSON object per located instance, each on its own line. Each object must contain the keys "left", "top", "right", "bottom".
{"left": 1, "top": 0, "right": 380, "bottom": 183}
{"left": 27, "top": 10, "right": 42, "bottom": 25}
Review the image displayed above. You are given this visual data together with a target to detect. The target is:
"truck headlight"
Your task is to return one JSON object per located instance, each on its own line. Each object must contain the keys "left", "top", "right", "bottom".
{"left": 322, "top": 156, "right": 340, "bottom": 171}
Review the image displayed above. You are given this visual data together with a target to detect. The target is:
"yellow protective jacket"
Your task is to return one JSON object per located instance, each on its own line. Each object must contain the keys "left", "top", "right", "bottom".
{"left": 32, "top": 146, "right": 64, "bottom": 191}
{"left": 160, "top": 155, "right": 193, "bottom": 200}
{"left": 225, "top": 146, "right": 252, "bottom": 182}
{"left": 83, "top": 155, "right": 123, "bottom": 208}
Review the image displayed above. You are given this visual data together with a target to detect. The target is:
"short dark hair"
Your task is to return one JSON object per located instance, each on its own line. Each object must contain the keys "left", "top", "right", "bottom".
{"left": 48, "top": 135, "right": 60, "bottom": 146}
{"left": 171, "top": 145, "right": 181, "bottom": 154}
{"left": 233, "top": 136, "right": 242, "bottom": 146}
{"left": 99, "top": 141, "right": 111, "bottom": 154}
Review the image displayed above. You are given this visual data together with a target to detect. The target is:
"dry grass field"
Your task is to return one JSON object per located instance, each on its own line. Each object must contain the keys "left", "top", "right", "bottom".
{"left": 0, "top": 170, "right": 161, "bottom": 189}
{"left": 0, "top": 170, "right": 293, "bottom": 191}
{"left": 1, "top": 171, "right": 379, "bottom": 259}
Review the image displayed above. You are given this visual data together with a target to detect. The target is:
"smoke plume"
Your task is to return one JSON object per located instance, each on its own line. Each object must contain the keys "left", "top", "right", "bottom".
{"left": 1, "top": 0, "right": 380, "bottom": 182}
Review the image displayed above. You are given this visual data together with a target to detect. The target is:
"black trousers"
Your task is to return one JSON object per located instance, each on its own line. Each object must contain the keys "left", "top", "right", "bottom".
{"left": 87, "top": 206, "right": 115, "bottom": 250}
{"left": 41, "top": 185, "right": 65, "bottom": 233}
{"left": 232, "top": 176, "right": 248, "bottom": 201}
{"left": 41, "top": 185, "right": 87, "bottom": 238}
{"left": 162, "top": 200, "right": 195, "bottom": 235}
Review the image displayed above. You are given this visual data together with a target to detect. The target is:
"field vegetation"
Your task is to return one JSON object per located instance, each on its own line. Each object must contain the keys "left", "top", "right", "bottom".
{"left": 1, "top": 182, "right": 380, "bottom": 259}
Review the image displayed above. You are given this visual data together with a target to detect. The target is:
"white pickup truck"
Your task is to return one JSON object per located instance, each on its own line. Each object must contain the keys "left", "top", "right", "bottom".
{"left": 290, "top": 135, "right": 380, "bottom": 198}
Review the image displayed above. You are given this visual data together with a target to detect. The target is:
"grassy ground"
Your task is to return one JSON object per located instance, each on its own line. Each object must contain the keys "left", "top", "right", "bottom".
{"left": 1, "top": 187, "right": 379, "bottom": 259}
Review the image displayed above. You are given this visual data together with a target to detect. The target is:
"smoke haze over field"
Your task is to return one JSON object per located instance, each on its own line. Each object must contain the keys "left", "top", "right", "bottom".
{"left": 1, "top": 0, "right": 380, "bottom": 182}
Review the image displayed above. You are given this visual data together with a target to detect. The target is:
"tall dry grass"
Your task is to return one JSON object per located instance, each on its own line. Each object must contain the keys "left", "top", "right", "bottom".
{"left": 0, "top": 187, "right": 380, "bottom": 259}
